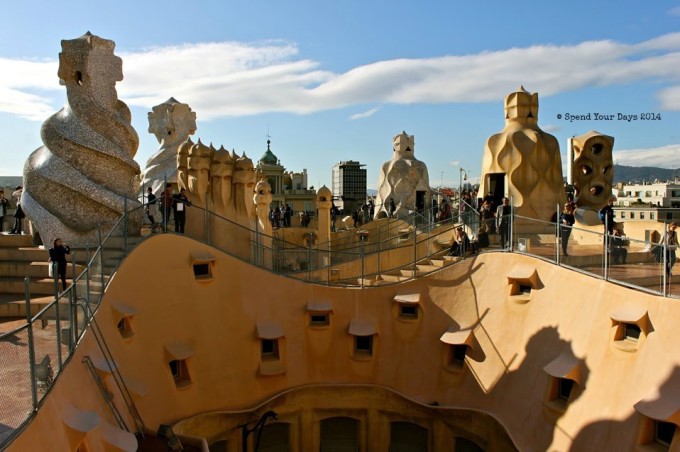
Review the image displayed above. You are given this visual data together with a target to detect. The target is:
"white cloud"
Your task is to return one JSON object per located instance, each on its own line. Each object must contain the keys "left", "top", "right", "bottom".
{"left": 542, "top": 124, "right": 561, "bottom": 133}
{"left": 349, "top": 107, "right": 379, "bottom": 120}
{"left": 614, "top": 144, "right": 680, "bottom": 168}
{"left": 449, "top": 160, "right": 460, "bottom": 167}
{"left": 658, "top": 86, "right": 680, "bottom": 110}
{"left": 669, "top": 5, "right": 680, "bottom": 16}
{"left": 2, "top": 33, "right": 680, "bottom": 120}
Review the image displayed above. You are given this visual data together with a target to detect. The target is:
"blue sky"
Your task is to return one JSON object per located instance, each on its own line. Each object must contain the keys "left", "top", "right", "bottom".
{"left": 2, "top": 1, "right": 680, "bottom": 189}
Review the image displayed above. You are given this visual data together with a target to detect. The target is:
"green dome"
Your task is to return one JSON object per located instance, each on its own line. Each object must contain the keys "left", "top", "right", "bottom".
{"left": 259, "top": 139, "right": 278, "bottom": 165}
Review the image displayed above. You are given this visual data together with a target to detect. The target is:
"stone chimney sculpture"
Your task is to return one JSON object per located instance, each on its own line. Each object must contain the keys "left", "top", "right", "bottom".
{"left": 141, "top": 98, "right": 196, "bottom": 195}
{"left": 571, "top": 131, "right": 614, "bottom": 224}
{"left": 23, "top": 32, "right": 142, "bottom": 247}
{"left": 479, "top": 86, "right": 565, "bottom": 223}
{"left": 374, "top": 131, "right": 431, "bottom": 219}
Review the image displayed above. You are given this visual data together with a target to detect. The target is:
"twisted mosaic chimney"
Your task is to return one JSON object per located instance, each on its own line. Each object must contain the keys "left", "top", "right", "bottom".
{"left": 23, "top": 32, "right": 142, "bottom": 246}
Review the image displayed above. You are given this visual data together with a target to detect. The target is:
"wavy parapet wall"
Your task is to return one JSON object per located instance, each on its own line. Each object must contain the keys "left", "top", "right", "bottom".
{"left": 23, "top": 32, "right": 141, "bottom": 246}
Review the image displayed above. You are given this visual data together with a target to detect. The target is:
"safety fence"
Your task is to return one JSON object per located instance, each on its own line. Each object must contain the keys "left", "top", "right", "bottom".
{"left": 2, "top": 199, "right": 679, "bottom": 449}
{"left": 0, "top": 206, "right": 140, "bottom": 448}
{"left": 512, "top": 214, "right": 677, "bottom": 298}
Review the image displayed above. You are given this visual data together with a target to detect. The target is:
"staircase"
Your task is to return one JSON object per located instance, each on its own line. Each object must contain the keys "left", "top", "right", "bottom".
{"left": 0, "top": 234, "right": 57, "bottom": 317}
{"left": 357, "top": 251, "right": 456, "bottom": 286}
{"left": 0, "top": 233, "right": 146, "bottom": 319}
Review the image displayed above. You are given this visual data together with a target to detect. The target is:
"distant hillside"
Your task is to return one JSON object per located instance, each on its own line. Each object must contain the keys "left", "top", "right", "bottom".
{"left": 613, "top": 164, "right": 680, "bottom": 184}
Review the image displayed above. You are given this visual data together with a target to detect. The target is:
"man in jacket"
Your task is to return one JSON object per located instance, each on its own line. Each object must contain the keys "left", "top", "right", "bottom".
{"left": 496, "top": 197, "right": 511, "bottom": 250}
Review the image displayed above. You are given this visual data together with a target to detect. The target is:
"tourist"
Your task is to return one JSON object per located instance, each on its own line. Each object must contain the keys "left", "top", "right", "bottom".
{"left": 610, "top": 229, "right": 628, "bottom": 265}
{"left": 273, "top": 207, "right": 281, "bottom": 228}
{"left": 448, "top": 227, "right": 470, "bottom": 257}
{"left": 172, "top": 188, "right": 192, "bottom": 234}
{"left": 480, "top": 201, "right": 495, "bottom": 233}
{"left": 145, "top": 187, "right": 157, "bottom": 229}
{"left": 352, "top": 209, "right": 361, "bottom": 228}
{"left": 159, "top": 184, "right": 173, "bottom": 231}
{"left": 49, "top": 238, "right": 70, "bottom": 292}
{"left": 496, "top": 197, "right": 511, "bottom": 249}
{"left": 283, "top": 204, "right": 292, "bottom": 227}
{"left": 599, "top": 197, "right": 615, "bottom": 236}
{"left": 389, "top": 198, "right": 396, "bottom": 218}
{"left": 368, "top": 199, "right": 375, "bottom": 220}
{"left": 439, "top": 199, "right": 451, "bottom": 222}
{"left": 361, "top": 202, "right": 370, "bottom": 224}
{"left": 10, "top": 186, "right": 24, "bottom": 234}
{"left": 664, "top": 222, "right": 678, "bottom": 277}
{"left": 483, "top": 191, "right": 495, "bottom": 209}
{"left": 560, "top": 203, "right": 575, "bottom": 256}
{"left": 0, "top": 190, "right": 8, "bottom": 232}
{"left": 331, "top": 202, "right": 339, "bottom": 232}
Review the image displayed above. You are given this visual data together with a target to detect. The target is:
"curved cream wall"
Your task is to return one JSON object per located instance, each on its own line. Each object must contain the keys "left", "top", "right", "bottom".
{"left": 8, "top": 234, "right": 680, "bottom": 451}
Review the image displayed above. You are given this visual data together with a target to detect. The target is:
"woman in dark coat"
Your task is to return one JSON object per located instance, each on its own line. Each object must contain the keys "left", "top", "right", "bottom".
{"left": 49, "top": 238, "right": 70, "bottom": 291}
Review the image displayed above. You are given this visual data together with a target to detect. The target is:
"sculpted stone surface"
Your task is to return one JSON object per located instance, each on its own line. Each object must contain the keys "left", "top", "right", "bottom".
{"left": 571, "top": 131, "right": 614, "bottom": 212}
{"left": 178, "top": 138, "right": 256, "bottom": 259}
{"left": 141, "top": 98, "right": 196, "bottom": 194}
{"left": 23, "top": 32, "right": 142, "bottom": 246}
{"left": 254, "top": 179, "right": 273, "bottom": 268}
{"left": 374, "top": 132, "right": 431, "bottom": 219}
{"left": 479, "top": 87, "right": 565, "bottom": 222}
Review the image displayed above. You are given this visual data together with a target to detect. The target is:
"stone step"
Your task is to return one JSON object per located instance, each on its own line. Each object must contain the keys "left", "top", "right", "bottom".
{"left": 356, "top": 276, "right": 391, "bottom": 286}
{"left": 399, "top": 268, "right": 420, "bottom": 278}
{"left": 0, "top": 247, "right": 49, "bottom": 262}
{"left": 428, "top": 258, "right": 452, "bottom": 267}
{"left": 442, "top": 255, "right": 463, "bottom": 263}
{"left": 0, "top": 233, "right": 34, "bottom": 247}
{"left": 0, "top": 294, "right": 55, "bottom": 318}
{"left": 0, "top": 261, "right": 85, "bottom": 278}
{"left": 378, "top": 273, "right": 404, "bottom": 283}
{"left": 0, "top": 276, "right": 67, "bottom": 295}
{"left": 100, "top": 235, "right": 145, "bottom": 249}
{"left": 416, "top": 263, "right": 440, "bottom": 273}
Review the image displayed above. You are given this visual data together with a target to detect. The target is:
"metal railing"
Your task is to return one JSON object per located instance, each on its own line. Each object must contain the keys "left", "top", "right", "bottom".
{"left": 0, "top": 203, "right": 146, "bottom": 449}
{"left": 2, "top": 197, "right": 679, "bottom": 449}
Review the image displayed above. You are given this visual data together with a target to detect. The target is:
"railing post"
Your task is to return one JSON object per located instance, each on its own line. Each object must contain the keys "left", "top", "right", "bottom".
{"left": 204, "top": 205, "right": 209, "bottom": 244}
{"left": 360, "top": 237, "right": 365, "bottom": 288}
{"left": 55, "top": 254, "right": 66, "bottom": 369}
{"left": 25, "top": 277, "right": 38, "bottom": 410}
{"left": 98, "top": 226, "right": 105, "bottom": 296}
{"left": 663, "top": 224, "right": 668, "bottom": 297}
{"left": 377, "top": 225, "right": 382, "bottom": 277}
{"left": 69, "top": 248, "right": 77, "bottom": 352}
{"left": 52, "top": 260, "right": 59, "bottom": 301}
{"left": 163, "top": 174, "right": 168, "bottom": 233}
{"left": 123, "top": 196, "right": 128, "bottom": 256}
{"left": 307, "top": 233, "right": 312, "bottom": 283}
{"left": 509, "top": 195, "right": 514, "bottom": 252}
{"left": 604, "top": 216, "right": 609, "bottom": 280}
{"left": 556, "top": 203, "right": 561, "bottom": 265}
{"left": 255, "top": 216, "right": 260, "bottom": 267}
{"left": 413, "top": 212, "right": 417, "bottom": 270}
